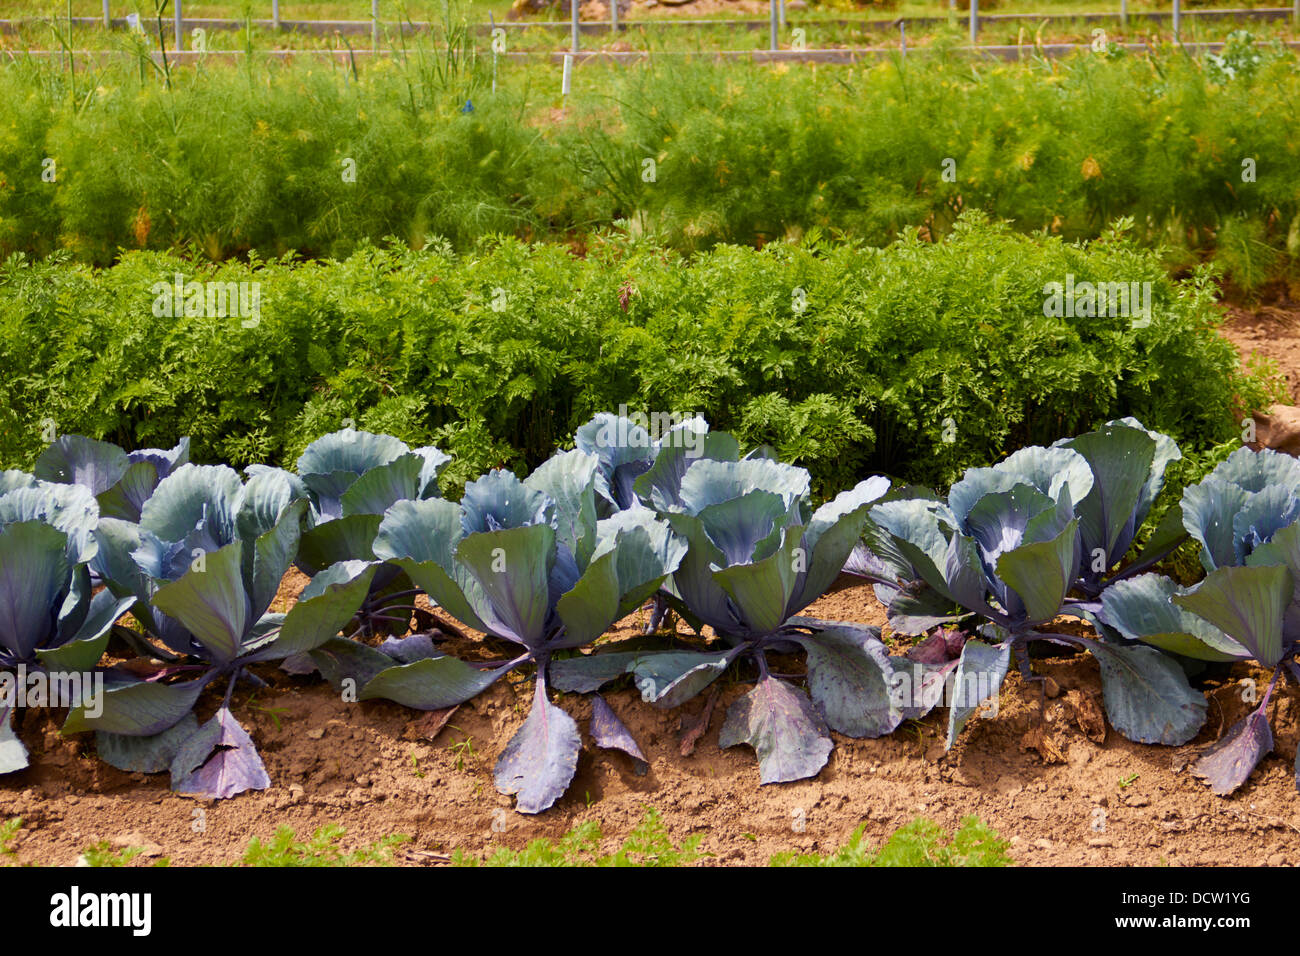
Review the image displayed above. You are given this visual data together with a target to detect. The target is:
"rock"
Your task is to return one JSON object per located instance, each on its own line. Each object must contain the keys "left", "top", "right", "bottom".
{"left": 1033, "top": 838, "right": 1053, "bottom": 850}
{"left": 1088, "top": 836, "right": 1114, "bottom": 847}
{"left": 1124, "top": 793, "right": 1150, "bottom": 808}
{"left": 1253, "top": 404, "right": 1300, "bottom": 456}
{"left": 306, "top": 727, "right": 325, "bottom": 740}
{"left": 1269, "top": 853, "right": 1287, "bottom": 866}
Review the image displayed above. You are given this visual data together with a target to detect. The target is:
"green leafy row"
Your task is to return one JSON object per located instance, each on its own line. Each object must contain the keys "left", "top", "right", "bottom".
{"left": 0, "top": 214, "right": 1275, "bottom": 498}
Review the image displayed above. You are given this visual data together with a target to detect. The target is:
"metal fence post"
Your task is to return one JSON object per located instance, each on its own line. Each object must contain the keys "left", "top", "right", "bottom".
{"left": 611, "top": 0, "right": 617, "bottom": 33}
{"left": 779, "top": 0, "right": 786, "bottom": 28}
{"left": 969, "top": 0, "right": 978, "bottom": 45}
{"left": 372, "top": 0, "right": 379, "bottom": 49}
{"left": 273, "top": 0, "right": 280, "bottom": 31}
{"left": 769, "top": 0, "right": 777, "bottom": 51}
{"left": 571, "top": 0, "right": 579, "bottom": 52}
{"left": 103, "top": 0, "right": 110, "bottom": 28}
{"left": 175, "top": 0, "right": 182, "bottom": 49}
{"left": 1173, "top": 0, "right": 1181, "bottom": 38}
{"left": 1120, "top": 0, "right": 1127, "bottom": 29}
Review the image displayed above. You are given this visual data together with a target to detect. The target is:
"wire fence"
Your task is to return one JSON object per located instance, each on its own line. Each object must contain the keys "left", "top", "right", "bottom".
{"left": 5, "top": 1, "right": 1298, "bottom": 54}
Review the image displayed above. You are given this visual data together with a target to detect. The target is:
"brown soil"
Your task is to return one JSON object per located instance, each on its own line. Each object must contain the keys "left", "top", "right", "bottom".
{"left": 1220, "top": 289, "right": 1300, "bottom": 402}
{"left": 4, "top": 570, "right": 1300, "bottom": 868}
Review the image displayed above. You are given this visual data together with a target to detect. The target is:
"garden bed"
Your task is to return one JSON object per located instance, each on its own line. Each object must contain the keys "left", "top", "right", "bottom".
{"left": 2, "top": 577, "right": 1296, "bottom": 867}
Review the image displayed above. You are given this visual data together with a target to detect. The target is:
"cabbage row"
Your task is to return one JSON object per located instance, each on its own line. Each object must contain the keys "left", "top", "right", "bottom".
{"left": 1, "top": 414, "right": 1295, "bottom": 811}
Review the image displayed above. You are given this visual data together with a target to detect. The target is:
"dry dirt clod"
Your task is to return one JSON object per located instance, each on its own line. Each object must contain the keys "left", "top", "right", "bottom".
{"left": 408, "top": 705, "right": 459, "bottom": 743}
{"left": 952, "top": 766, "right": 979, "bottom": 787}
{"left": 1066, "top": 690, "right": 1106, "bottom": 743}
{"left": 1020, "top": 724, "right": 1066, "bottom": 764}
{"left": 678, "top": 686, "right": 721, "bottom": 757}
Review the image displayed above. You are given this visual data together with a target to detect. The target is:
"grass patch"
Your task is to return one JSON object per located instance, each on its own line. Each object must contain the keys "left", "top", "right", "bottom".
{"left": 454, "top": 809, "right": 704, "bottom": 867}
{"left": 0, "top": 817, "right": 22, "bottom": 864}
{"left": 453, "top": 810, "right": 1011, "bottom": 867}
{"left": 770, "top": 816, "right": 1013, "bottom": 867}
{"left": 78, "top": 842, "right": 171, "bottom": 867}
{"left": 237, "top": 824, "right": 409, "bottom": 867}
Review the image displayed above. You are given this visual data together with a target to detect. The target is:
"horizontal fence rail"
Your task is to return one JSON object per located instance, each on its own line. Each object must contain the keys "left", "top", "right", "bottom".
{"left": 10, "top": 38, "right": 1300, "bottom": 66}
{"left": 0, "top": 6, "right": 1296, "bottom": 36}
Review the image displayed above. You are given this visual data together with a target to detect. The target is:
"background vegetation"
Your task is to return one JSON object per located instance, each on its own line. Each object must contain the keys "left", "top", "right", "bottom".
{"left": 1, "top": 37, "right": 1297, "bottom": 288}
